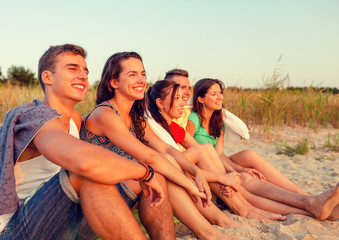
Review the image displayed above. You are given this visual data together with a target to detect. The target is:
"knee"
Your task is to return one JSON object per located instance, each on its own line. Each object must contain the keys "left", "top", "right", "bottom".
{"left": 191, "top": 144, "right": 205, "bottom": 154}
{"left": 154, "top": 172, "right": 167, "bottom": 187}
{"left": 239, "top": 172, "right": 253, "bottom": 184}
{"left": 238, "top": 149, "right": 260, "bottom": 162}
{"left": 201, "top": 142, "right": 213, "bottom": 151}
{"left": 240, "top": 149, "right": 256, "bottom": 157}
{"left": 68, "top": 171, "right": 84, "bottom": 195}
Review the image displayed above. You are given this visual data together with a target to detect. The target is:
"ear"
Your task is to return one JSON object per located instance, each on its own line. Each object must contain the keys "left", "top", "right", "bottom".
{"left": 155, "top": 98, "right": 164, "bottom": 109}
{"left": 197, "top": 96, "right": 204, "bottom": 104}
{"left": 41, "top": 71, "right": 53, "bottom": 86}
{"left": 109, "top": 78, "right": 119, "bottom": 89}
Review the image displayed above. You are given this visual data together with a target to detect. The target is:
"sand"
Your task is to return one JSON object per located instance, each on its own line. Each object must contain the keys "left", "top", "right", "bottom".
{"left": 175, "top": 126, "right": 339, "bottom": 240}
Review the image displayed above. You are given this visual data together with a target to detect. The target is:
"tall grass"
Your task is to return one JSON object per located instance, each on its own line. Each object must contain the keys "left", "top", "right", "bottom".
{"left": 223, "top": 61, "right": 338, "bottom": 135}
{"left": 1, "top": 83, "right": 338, "bottom": 133}
{"left": 0, "top": 83, "right": 44, "bottom": 124}
{"left": 224, "top": 87, "right": 338, "bottom": 135}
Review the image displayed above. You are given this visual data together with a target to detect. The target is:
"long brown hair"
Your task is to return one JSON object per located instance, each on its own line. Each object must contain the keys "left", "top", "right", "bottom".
{"left": 193, "top": 78, "right": 225, "bottom": 138}
{"left": 96, "top": 52, "right": 147, "bottom": 143}
{"left": 146, "top": 80, "right": 180, "bottom": 138}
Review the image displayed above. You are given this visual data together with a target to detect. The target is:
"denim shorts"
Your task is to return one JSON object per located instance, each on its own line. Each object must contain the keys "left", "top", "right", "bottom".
{"left": 0, "top": 170, "right": 138, "bottom": 239}
{"left": 117, "top": 181, "right": 139, "bottom": 209}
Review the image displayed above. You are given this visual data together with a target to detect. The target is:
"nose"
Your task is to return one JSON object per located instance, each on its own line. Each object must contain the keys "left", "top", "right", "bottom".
{"left": 218, "top": 93, "right": 224, "bottom": 99}
{"left": 78, "top": 69, "right": 88, "bottom": 81}
{"left": 137, "top": 74, "right": 146, "bottom": 83}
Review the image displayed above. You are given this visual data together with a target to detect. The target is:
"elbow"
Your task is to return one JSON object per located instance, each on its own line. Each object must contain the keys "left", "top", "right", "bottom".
{"left": 68, "top": 158, "right": 94, "bottom": 177}
{"left": 65, "top": 147, "right": 97, "bottom": 176}
{"left": 75, "top": 160, "right": 93, "bottom": 175}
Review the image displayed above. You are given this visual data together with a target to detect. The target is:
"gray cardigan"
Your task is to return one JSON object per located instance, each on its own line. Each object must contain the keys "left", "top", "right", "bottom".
{"left": 0, "top": 99, "right": 60, "bottom": 215}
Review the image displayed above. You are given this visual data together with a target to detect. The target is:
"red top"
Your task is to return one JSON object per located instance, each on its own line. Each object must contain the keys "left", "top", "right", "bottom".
{"left": 170, "top": 121, "right": 186, "bottom": 143}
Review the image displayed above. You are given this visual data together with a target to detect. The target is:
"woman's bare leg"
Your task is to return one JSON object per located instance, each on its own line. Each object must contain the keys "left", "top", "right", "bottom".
{"left": 229, "top": 150, "right": 307, "bottom": 195}
{"left": 182, "top": 147, "right": 286, "bottom": 220}
{"left": 167, "top": 181, "right": 237, "bottom": 240}
{"left": 210, "top": 183, "right": 286, "bottom": 221}
{"left": 238, "top": 186, "right": 310, "bottom": 216}
{"left": 193, "top": 196, "right": 243, "bottom": 228}
{"left": 240, "top": 173, "right": 339, "bottom": 219}
{"left": 163, "top": 153, "right": 238, "bottom": 239}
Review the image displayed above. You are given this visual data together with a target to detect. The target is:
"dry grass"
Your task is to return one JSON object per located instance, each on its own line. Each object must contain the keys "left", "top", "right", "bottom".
{"left": 0, "top": 83, "right": 44, "bottom": 124}
{"left": 224, "top": 87, "right": 339, "bottom": 136}
{"left": 1, "top": 84, "right": 338, "bottom": 135}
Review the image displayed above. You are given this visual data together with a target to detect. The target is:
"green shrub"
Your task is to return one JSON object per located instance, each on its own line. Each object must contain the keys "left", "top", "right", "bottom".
{"left": 275, "top": 139, "right": 309, "bottom": 157}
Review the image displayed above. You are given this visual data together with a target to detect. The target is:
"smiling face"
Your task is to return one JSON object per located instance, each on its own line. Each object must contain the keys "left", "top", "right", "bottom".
{"left": 160, "top": 88, "right": 185, "bottom": 124}
{"left": 43, "top": 52, "right": 89, "bottom": 103}
{"left": 198, "top": 83, "right": 224, "bottom": 111}
{"left": 171, "top": 75, "right": 191, "bottom": 105}
{"left": 111, "top": 57, "right": 146, "bottom": 101}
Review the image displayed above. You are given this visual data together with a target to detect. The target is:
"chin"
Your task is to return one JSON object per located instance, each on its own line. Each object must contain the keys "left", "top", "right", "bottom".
{"left": 134, "top": 95, "right": 144, "bottom": 101}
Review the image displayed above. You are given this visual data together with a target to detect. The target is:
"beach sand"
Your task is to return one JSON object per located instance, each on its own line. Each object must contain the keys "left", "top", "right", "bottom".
{"left": 175, "top": 126, "right": 339, "bottom": 240}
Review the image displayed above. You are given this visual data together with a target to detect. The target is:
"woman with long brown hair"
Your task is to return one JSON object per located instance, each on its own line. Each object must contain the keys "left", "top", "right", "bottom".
{"left": 80, "top": 52, "right": 238, "bottom": 239}
{"left": 186, "top": 78, "right": 339, "bottom": 221}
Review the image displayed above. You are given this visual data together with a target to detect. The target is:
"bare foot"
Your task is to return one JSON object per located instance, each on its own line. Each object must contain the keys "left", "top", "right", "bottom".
{"left": 327, "top": 205, "right": 339, "bottom": 221}
{"left": 234, "top": 206, "right": 268, "bottom": 220}
{"left": 223, "top": 219, "right": 243, "bottom": 228}
{"left": 254, "top": 208, "right": 287, "bottom": 221}
{"left": 235, "top": 205, "right": 286, "bottom": 221}
{"left": 245, "top": 211, "right": 270, "bottom": 220}
{"left": 305, "top": 183, "right": 339, "bottom": 220}
{"left": 214, "top": 214, "right": 243, "bottom": 228}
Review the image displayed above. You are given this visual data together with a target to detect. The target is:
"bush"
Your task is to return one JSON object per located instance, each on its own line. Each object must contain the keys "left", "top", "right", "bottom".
{"left": 7, "top": 65, "right": 38, "bottom": 86}
{"left": 275, "top": 139, "right": 309, "bottom": 157}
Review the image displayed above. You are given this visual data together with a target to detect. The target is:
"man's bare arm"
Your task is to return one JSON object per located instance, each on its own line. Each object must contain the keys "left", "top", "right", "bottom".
{"left": 33, "top": 117, "right": 147, "bottom": 184}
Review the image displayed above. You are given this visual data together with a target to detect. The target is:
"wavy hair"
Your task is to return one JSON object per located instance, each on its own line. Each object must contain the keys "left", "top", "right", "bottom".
{"left": 96, "top": 52, "right": 147, "bottom": 143}
{"left": 193, "top": 78, "right": 225, "bottom": 138}
{"left": 146, "top": 80, "right": 180, "bottom": 138}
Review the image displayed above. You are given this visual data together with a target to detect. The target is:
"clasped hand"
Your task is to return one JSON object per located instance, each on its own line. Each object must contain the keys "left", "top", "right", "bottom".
{"left": 186, "top": 171, "right": 212, "bottom": 208}
{"left": 139, "top": 174, "right": 165, "bottom": 208}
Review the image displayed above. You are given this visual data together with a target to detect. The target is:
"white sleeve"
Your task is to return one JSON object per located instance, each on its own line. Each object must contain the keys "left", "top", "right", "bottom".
{"left": 223, "top": 108, "right": 250, "bottom": 141}
{"left": 146, "top": 114, "right": 180, "bottom": 150}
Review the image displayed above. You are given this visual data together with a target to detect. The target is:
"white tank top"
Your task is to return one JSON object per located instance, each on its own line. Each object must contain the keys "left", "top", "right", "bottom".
{"left": 0, "top": 118, "right": 79, "bottom": 232}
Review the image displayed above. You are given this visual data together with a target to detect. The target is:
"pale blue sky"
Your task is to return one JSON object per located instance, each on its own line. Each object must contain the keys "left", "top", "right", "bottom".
{"left": 1, "top": 0, "right": 338, "bottom": 88}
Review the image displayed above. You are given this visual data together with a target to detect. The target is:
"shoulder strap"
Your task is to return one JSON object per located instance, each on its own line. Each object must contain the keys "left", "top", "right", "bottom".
{"left": 84, "top": 101, "right": 120, "bottom": 122}
{"left": 96, "top": 101, "right": 120, "bottom": 116}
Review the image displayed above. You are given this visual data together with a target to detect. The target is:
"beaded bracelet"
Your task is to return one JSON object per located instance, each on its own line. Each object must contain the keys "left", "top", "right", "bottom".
{"left": 134, "top": 161, "right": 155, "bottom": 182}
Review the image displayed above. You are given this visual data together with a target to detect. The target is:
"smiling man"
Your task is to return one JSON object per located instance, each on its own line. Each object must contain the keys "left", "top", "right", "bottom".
{"left": 164, "top": 69, "right": 192, "bottom": 128}
{"left": 0, "top": 44, "right": 168, "bottom": 240}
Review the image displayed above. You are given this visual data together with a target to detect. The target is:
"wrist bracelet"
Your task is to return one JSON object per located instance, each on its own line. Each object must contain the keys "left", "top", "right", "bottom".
{"left": 143, "top": 165, "right": 154, "bottom": 182}
{"left": 134, "top": 161, "right": 154, "bottom": 182}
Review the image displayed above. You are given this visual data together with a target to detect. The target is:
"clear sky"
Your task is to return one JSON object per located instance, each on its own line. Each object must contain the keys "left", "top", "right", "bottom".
{"left": 1, "top": 0, "right": 338, "bottom": 88}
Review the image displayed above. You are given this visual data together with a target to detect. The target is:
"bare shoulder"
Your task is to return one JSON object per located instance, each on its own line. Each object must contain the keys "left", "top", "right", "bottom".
{"left": 85, "top": 105, "right": 123, "bottom": 136}
{"left": 186, "top": 120, "right": 196, "bottom": 134}
{"left": 88, "top": 105, "right": 122, "bottom": 126}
